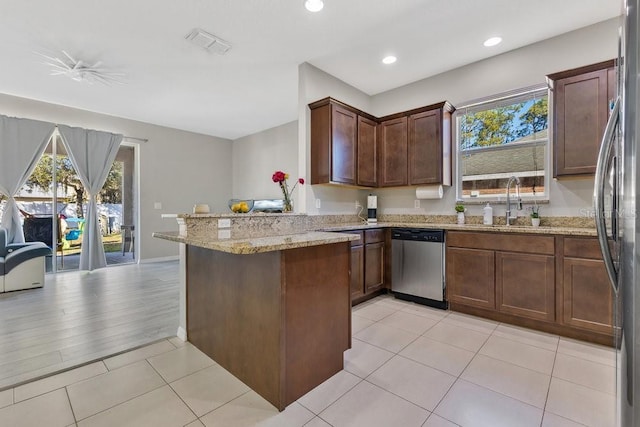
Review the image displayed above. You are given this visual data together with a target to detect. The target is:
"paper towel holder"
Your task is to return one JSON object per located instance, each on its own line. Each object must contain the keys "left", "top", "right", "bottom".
{"left": 415, "top": 185, "right": 444, "bottom": 199}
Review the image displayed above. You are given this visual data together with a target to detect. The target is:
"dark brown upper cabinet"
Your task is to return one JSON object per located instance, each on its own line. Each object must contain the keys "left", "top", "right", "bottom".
{"left": 408, "top": 106, "right": 453, "bottom": 186}
{"left": 378, "top": 116, "right": 408, "bottom": 187}
{"left": 309, "top": 97, "right": 454, "bottom": 188}
{"left": 547, "top": 60, "right": 616, "bottom": 177}
{"left": 357, "top": 116, "right": 378, "bottom": 187}
{"left": 309, "top": 98, "right": 378, "bottom": 187}
{"left": 378, "top": 102, "right": 454, "bottom": 187}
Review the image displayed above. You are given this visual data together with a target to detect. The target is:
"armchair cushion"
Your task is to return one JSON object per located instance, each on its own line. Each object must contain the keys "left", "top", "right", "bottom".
{"left": 4, "top": 242, "right": 51, "bottom": 274}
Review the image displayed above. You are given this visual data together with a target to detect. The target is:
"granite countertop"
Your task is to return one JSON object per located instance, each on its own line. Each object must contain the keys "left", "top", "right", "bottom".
{"left": 320, "top": 222, "right": 597, "bottom": 237}
{"left": 154, "top": 214, "right": 596, "bottom": 255}
{"left": 152, "top": 230, "right": 360, "bottom": 255}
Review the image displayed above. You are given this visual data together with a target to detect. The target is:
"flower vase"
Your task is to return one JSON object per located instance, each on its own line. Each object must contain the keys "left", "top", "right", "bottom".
{"left": 283, "top": 200, "right": 293, "bottom": 213}
{"left": 457, "top": 212, "right": 465, "bottom": 225}
{"left": 531, "top": 217, "right": 540, "bottom": 227}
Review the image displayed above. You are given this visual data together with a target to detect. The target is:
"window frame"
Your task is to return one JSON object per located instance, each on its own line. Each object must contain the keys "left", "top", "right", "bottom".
{"left": 454, "top": 84, "right": 551, "bottom": 203}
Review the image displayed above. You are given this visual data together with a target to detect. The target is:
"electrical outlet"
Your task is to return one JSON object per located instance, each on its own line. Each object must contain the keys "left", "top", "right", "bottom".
{"left": 153, "top": 202, "right": 162, "bottom": 210}
{"left": 218, "top": 218, "right": 231, "bottom": 228}
{"left": 355, "top": 200, "right": 361, "bottom": 210}
{"left": 414, "top": 199, "right": 420, "bottom": 209}
{"left": 315, "top": 198, "right": 321, "bottom": 209}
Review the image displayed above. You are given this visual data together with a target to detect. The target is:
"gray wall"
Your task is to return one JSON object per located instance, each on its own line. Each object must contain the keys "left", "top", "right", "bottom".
{"left": 232, "top": 121, "right": 298, "bottom": 202}
{"left": 0, "top": 93, "right": 233, "bottom": 261}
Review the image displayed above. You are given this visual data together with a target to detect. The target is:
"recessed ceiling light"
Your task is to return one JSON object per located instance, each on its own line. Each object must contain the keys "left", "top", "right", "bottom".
{"left": 483, "top": 36, "right": 502, "bottom": 47}
{"left": 304, "top": 0, "right": 324, "bottom": 12}
{"left": 382, "top": 55, "right": 397, "bottom": 65}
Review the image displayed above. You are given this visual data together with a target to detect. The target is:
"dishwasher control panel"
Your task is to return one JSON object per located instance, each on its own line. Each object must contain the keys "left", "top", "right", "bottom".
{"left": 391, "top": 229, "right": 444, "bottom": 243}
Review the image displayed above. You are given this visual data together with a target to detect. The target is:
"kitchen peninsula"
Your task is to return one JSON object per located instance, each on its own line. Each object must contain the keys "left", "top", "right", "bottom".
{"left": 153, "top": 213, "right": 357, "bottom": 411}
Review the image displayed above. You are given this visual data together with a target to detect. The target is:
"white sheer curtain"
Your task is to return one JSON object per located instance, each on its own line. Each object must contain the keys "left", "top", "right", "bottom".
{"left": 0, "top": 115, "right": 55, "bottom": 243}
{"left": 58, "top": 125, "right": 123, "bottom": 271}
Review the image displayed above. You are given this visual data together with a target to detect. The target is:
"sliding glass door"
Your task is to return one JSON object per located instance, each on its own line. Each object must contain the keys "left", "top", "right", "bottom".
{"left": 13, "top": 135, "right": 135, "bottom": 272}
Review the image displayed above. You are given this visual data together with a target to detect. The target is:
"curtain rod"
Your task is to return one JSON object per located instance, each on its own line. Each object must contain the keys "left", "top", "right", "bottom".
{"left": 50, "top": 125, "right": 148, "bottom": 143}
{"left": 123, "top": 135, "right": 148, "bottom": 143}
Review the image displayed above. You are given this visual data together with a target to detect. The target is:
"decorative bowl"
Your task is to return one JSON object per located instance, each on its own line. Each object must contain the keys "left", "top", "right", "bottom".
{"left": 228, "top": 199, "right": 254, "bottom": 213}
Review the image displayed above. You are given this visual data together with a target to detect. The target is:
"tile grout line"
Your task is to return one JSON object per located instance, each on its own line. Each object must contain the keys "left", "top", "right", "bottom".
{"left": 64, "top": 386, "right": 78, "bottom": 424}
{"left": 428, "top": 320, "right": 495, "bottom": 424}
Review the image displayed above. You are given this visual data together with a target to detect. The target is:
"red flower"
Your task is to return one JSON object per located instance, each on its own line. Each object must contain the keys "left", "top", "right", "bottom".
{"left": 272, "top": 171, "right": 304, "bottom": 211}
{"left": 272, "top": 171, "right": 286, "bottom": 183}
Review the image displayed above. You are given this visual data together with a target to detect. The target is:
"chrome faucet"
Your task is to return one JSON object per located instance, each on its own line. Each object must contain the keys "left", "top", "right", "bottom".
{"left": 505, "top": 176, "right": 522, "bottom": 226}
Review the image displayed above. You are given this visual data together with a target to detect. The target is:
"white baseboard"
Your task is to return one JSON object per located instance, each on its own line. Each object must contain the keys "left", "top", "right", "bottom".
{"left": 176, "top": 327, "right": 187, "bottom": 341}
{"left": 139, "top": 255, "right": 179, "bottom": 264}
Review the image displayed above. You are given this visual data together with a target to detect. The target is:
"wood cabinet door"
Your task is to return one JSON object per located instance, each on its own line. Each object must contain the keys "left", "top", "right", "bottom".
{"left": 357, "top": 116, "right": 378, "bottom": 187}
{"left": 378, "top": 117, "right": 408, "bottom": 187}
{"left": 331, "top": 104, "right": 357, "bottom": 184}
{"left": 350, "top": 245, "right": 365, "bottom": 300}
{"left": 554, "top": 68, "right": 609, "bottom": 176}
{"left": 364, "top": 242, "right": 384, "bottom": 292}
{"left": 496, "top": 252, "right": 555, "bottom": 322}
{"left": 409, "top": 109, "right": 442, "bottom": 185}
{"left": 446, "top": 247, "right": 495, "bottom": 309}
{"left": 563, "top": 257, "right": 614, "bottom": 334}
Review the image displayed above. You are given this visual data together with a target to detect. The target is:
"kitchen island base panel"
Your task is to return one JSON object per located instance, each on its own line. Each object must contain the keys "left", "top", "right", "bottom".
{"left": 186, "top": 242, "right": 350, "bottom": 411}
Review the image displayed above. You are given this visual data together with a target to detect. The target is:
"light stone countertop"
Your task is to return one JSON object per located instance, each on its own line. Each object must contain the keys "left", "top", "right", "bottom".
{"left": 152, "top": 230, "right": 360, "bottom": 255}
{"left": 320, "top": 222, "right": 597, "bottom": 236}
{"left": 153, "top": 214, "right": 596, "bottom": 255}
{"left": 154, "top": 222, "right": 595, "bottom": 255}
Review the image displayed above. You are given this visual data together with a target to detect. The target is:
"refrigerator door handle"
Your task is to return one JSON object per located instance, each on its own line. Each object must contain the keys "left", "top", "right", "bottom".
{"left": 594, "top": 95, "right": 620, "bottom": 294}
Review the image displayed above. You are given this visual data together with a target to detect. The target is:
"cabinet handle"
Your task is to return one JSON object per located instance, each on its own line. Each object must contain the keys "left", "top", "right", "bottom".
{"left": 594, "top": 96, "right": 620, "bottom": 294}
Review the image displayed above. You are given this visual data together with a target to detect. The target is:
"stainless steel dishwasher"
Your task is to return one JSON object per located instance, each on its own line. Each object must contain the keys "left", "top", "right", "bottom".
{"left": 391, "top": 228, "right": 446, "bottom": 309}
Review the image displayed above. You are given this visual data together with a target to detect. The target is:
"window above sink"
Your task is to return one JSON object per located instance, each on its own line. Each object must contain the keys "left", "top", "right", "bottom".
{"left": 455, "top": 85, "right": 549, "bottom": 203}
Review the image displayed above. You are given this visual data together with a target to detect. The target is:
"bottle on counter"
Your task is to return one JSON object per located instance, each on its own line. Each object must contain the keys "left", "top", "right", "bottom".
{"left": 483, "top": 203, "right": 493, "bottom": 225}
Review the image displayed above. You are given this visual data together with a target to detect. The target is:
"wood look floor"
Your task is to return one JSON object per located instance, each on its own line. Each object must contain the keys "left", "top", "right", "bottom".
{"left": 0, "top": 261, "right": 179, "bottom": 390}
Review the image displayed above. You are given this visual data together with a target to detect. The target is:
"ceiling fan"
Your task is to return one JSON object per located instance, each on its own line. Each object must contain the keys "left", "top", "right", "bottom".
{"left": 39, "top": 50, "right": 125, "bottom": 85}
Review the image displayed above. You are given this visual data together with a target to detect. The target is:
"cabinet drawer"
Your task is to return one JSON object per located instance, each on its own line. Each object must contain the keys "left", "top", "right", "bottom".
{"left": 447, "top": 231, "right": 554, "bottom": 255}
{"left": 343, "top": 231, "right": 363, "bottom": 247}
{"left": 563, "top": 237, "right": 603, "bottom": 260}
{"left": 364, "top": 229, "right": 385, "bottom": 244}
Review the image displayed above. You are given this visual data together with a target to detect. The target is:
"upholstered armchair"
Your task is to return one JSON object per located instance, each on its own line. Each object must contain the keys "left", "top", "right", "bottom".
{"left": 0, "top": 227, "right": 51, "bottom": 292}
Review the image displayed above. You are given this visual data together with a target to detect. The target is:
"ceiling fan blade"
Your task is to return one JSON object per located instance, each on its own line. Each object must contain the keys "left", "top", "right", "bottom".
{"left": 61, "top": 50, "right": 77, "bottom": 65}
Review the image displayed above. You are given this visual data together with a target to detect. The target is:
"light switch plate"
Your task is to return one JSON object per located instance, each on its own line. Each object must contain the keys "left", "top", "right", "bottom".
{"left": 154, "top": 202, "right": 162, "bottom": 210}
{"left": 414, "top": 199, "right": 420, "bottom": 209}
{"left": 218, "top": 218, "right": 231, "bottom": 228}
{"left": 315, "top": 199, "right": 321, "bottom": 209}
{"left": 218, "top": 229, "right": 231, "bottom": 239}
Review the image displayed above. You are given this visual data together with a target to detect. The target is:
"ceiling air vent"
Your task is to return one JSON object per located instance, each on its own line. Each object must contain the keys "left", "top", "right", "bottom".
{"left": 185, "top": 28, "right": 232, "bottom": 55}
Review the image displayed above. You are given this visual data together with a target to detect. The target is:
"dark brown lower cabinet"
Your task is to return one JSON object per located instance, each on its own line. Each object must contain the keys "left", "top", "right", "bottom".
{"left": 345, "top": 229, "right": 386, "bottom": 304}
{"left": 562, "top": 237, "right": 614, "bottom": 334}
{"left": 447, "top": 231, "right": 613, "bottom": 346}
{"left": 365, "top": 241, "right": 384, "bottom": 292}
{"left": 496, "top": 251, "right": 555, "bottom": 322}
{"left": 447, "top": 247, "right": 495, "bottom": 310}
{"left": 364, "top": 229, "right": 385, "bottom": 293}
{"left": 350, "top": 243, "right": 365, "bottom": 300}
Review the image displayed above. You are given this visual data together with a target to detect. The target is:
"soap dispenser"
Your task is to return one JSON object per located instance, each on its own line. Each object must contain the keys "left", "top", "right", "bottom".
{"left": 483, "top": 203, "right": 493, "bottom": 225}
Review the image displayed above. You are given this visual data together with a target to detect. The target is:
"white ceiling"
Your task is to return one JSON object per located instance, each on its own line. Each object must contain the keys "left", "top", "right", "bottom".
{"left": 0, "top": 0, "right": 620, "bottom": 140}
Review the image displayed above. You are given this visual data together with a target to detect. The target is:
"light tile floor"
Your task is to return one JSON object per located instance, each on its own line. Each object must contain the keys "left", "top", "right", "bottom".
{"left": 0, "top": 295, "right": 617, "bottom": 427}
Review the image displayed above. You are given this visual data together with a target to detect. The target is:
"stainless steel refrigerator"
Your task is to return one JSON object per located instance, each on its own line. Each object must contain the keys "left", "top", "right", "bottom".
{"left": 594, "top": 1, "right": 639, "bottom": 425}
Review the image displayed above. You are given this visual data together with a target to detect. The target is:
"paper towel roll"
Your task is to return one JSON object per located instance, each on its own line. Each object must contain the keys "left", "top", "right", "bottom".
{"left": 415, "top": 185, "right": 443, "bottom": 199}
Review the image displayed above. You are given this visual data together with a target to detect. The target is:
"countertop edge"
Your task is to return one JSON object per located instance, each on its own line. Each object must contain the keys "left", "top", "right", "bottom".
{"left": 153, "top": 231, "right": 360, "bottom": 254}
